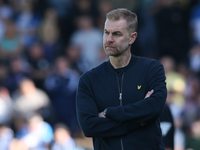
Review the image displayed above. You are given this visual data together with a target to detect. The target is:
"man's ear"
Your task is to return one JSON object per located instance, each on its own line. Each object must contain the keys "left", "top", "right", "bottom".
{"left": 129, "top": 32, "right": 137, "bottom": 44}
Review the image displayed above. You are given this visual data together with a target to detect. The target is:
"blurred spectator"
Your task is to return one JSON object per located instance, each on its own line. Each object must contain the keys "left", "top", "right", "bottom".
{"left": 0, "top": 64, "right": 8, "bottom": 85}
{"left": 14, "top": 113, "right": 53, "bottom": 150}
{"left": 190, "top": 0, "right": 200, "bottom": 44}
{"left": 0, "top": 16, "right": 5, "bottom": 42}
{"left": 15, "top": 0, "right": 41, "bottom": 47}
{"left": 160, "top": 56, "right": 186, "bottom": 95}
{"left": 0, "top": 125, "right": 14, "bottom": 150}
{"left": 48, "top": 0, "right": 76, "bottom": 45}
{"left": 51, "top": 123, "right": 79, "bottom": 150}
{"left": 0, "top": 1, "right": 13, "bottom": 40}
{"left": 0, "top": 19, "right": 24, "bottom": 64}
{"left": 183, "top": 75, "right": 200, "bottom": 131}
{"left": 153, "top": 0, "right": 189, "bottom": 63}
{"left": 0, "top": 1, "right": 13, "bottom": 19}
{"left": 70, "top": 15, "right": 103, "bottom": 72}
{"left": 48, "top": 0, "right": 74, "bottom": 19}
{"left": 65, "top": 44, "right": 108, "bottom": 75}
{"left": 74, "top": 0, "right": 98, "bottom": 20}
{"left": 44, "top": 56, "right": 80, "bottom": 136}
{"left": 12, "top": 78, "right": 51, "bottom": 122}
{"left": 160, "top": 104, "right": 175, "bottom": 150}
{"left": 27, "top": 42, "right": 50, "bottom": 89}
{"left": 186, "top": 119, "right": 200, "bottom": 150}
{"left": 132, "top": 0, "right": 159, "bottom": 58}
{"left": 96, "top": 0, "right": 113, "bottom": 30}
{"left": 65, "top": 44, "right": 82, "bottom": 74}
{"left": 72, "top": 0, "right": 99, "bottom": 42}
{"left": 188, "top": 44, "right": 200, "bottom": 77}
{"left": 0, "top": 87, "right": 13, "bottom": 126}
{"left": 2, "top": 56, "right": 29, "bottom": 94}
{"left": 160, "top": 56, "right": 186, "bottom": 150}
{"left": 39, "top": 8, "right": 60, "bottom": 64}
{"left": 9, "top": 138, "right": 28, "bottom": 150}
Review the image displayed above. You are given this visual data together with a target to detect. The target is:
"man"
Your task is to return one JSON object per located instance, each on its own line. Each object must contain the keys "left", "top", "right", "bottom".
{"left": 76, "top": 8, "right": 167, "bottom": 150}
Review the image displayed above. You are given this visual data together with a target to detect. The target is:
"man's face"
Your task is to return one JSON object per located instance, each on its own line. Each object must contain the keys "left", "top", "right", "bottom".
{"left": 103, "top": 19, "right": 131, "bottom": 56}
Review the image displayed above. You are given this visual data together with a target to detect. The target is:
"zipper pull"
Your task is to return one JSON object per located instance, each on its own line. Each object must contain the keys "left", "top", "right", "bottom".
{"left": 119, "top": 93, "right": 122, "bottom": 101}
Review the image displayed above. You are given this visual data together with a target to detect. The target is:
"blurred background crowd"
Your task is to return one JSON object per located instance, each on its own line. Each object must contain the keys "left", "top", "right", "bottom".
{"left": 0, "top": 0, "right": 200, "bottom": 149}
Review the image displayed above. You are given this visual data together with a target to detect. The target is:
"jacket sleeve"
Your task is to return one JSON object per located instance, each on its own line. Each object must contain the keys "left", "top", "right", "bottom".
{"left": 76, "top": 74, "right": 140, "bottom": 138}
{"left": 106, "top": 60, "right": 167, "bottom": 123}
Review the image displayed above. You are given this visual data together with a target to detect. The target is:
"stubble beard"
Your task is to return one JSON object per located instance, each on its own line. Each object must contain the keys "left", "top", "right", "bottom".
{"left": 103, "top": 41, "right": 130, "bottom": 57}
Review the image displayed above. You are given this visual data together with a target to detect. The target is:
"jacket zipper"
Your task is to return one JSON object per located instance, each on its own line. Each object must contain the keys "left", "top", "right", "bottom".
{"left": 116, "top": 72, "right": 125, "bottom": 150}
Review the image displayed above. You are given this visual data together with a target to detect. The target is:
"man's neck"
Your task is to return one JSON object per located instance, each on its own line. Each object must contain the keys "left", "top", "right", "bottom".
{"left": 109, "top": 52, "right": 132, "bottom": 69}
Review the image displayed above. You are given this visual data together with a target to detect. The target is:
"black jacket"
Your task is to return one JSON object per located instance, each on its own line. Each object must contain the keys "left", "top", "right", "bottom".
{"left": 76, "top": 55, "right": 167, "bottom": 150}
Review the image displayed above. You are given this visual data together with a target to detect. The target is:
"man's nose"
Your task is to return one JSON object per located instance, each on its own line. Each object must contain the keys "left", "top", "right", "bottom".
{"left": 107, "top": 34, "right": 114, "bottom": 42}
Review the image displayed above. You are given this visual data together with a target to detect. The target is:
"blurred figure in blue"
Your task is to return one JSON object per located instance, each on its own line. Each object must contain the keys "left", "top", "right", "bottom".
{"left": 44, "top": 56, "right": 80, "bottom": 136}
{"left": 15, "top": 0, "right": 41, "bottom": 48}
{"left": 2, "top": 56, "right": 30, "bottom": 94}
{"left": 0, "top": 0, "right": 13, "bottom": 40}
{"left": 51, "top": 123, "right": 83, "bottom": 150}
{"left": 0, "top": 125, "right": 14, "bottom": 150}
{"left": 27, "top": 42, "right": 50, "bottom": 89}
{"left": 0, "top": 86, "right": 14, "bottom": 150}
{"left": 0, "top": 86, "right": 13, "bottom": 126}
{"left": 188, "top": 44, "right": 200, "bottom": 78}
{"left": 190, "top": 0, "right": 200, "bottom": 45}
{"left": 14, "top": 113, "right": 53, "bottom": 150}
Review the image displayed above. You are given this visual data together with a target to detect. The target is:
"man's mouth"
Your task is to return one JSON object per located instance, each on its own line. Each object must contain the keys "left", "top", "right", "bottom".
{"left": 106, "top": 45, "right": 115, "bottom": 49}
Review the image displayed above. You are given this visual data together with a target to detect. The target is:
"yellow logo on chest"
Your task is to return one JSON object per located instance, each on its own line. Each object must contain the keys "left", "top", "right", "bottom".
{"left": 137, "top": 85, "right": 142, "bottom": 90}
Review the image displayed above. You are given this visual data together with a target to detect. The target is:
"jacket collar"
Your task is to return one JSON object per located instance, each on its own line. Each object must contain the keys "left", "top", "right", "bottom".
{"left": 106, "top": 54, "right": 138, "bottom": 72}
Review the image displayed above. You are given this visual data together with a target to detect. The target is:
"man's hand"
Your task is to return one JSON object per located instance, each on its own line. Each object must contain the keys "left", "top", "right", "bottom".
{"left": 145, "top": 89, "right": 154, "bottom": 98}
{"left": 99, "top": 90, "right": 154, "bottom": 119}
{"left": 99, "top": 112, "right": 106, "bottom": 118}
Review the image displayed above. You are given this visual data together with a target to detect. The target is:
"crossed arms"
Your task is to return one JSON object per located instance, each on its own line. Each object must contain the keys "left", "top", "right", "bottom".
{"left": 76, "top": 61, "right": 167, "bottom": 138}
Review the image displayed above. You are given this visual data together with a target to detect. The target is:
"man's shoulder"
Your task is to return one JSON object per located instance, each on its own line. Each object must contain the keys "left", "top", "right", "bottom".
{"left": 137, "top": 56, "right": 159, "bottom": 63}
{"left": 135, "top": 56, "right": 162, "bottom": 68}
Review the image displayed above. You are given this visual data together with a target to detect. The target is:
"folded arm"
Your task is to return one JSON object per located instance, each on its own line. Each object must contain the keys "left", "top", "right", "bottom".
{"left": 76, "top": 75, "right": 141, "bottom": 138}
{"left": 105, "top": 61, "right": 167, "bottom": 124}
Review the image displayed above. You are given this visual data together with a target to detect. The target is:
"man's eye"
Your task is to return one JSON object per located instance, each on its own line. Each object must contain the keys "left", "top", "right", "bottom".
{"left": 113, "top": 33, "right": 121, "bottom": 36}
